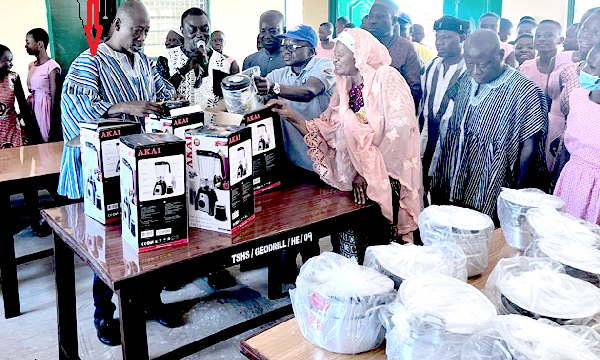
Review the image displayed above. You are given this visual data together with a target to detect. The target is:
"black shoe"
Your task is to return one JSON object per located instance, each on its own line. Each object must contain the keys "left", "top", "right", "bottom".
{"left": 146, "top": 305, "right": 186, "bottom": 328}
{"left": 207, "top": 269, "right": 237, "bottom": 290}
{"left": 94, "top": 318, "right": 121, "bottom": 346}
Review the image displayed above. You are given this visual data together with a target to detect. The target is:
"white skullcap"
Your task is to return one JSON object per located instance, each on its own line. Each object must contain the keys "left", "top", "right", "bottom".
{"left": 337, "top": 30, "right": 355, "bottom": 53}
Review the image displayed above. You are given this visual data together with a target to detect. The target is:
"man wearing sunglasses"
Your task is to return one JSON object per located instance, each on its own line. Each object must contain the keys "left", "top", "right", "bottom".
{"left": 255, "top": 24, "right": 335, "bottom": 173}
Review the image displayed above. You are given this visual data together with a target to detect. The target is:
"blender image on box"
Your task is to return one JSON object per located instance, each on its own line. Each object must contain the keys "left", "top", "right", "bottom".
{"left": 192, "top": 150, "right": 225, "bottom": 218}
{"left": 85, "top": 141, "right": 102, "bottom": 210}
{"left": 121, "top": 158, "right": 136, "bottom": 236}
{"left": 236, "top": 147, "right": 248, "bottom": 179}
{"left": 257, "top": 124, "right": 270, "bottom": 151}
{"left": 153, "top": 161, "right": 175, "bottom": 196}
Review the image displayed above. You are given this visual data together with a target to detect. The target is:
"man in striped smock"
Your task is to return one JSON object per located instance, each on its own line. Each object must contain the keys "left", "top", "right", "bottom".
{"left": 57, "top": 1, "right": 180, "bottom": 346}
{"left": 431, "top": 30, "right": 549, "bottom": 220}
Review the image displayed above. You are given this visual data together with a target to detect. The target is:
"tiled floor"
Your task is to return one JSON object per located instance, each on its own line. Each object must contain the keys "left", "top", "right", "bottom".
{"left": 0, "top": 194, "right": 328, "bottom": 360}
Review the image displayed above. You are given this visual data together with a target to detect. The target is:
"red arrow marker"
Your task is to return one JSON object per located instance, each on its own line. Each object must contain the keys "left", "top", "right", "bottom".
{"left": 84, "top": 0, "right": 104, "bottom": 56}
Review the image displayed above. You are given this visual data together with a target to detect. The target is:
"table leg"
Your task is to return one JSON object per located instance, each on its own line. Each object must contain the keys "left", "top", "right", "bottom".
{"left": 117, "top": 286, "right": 149, "bottom": 360}
{"left": 1, "top": 192, "right": 20, "bottom": 318}
{"left": 267, "top": 251, "right": 285, "bottom": 300}
{"left": 54, "top": 233, "right": 80, "bottom": 360}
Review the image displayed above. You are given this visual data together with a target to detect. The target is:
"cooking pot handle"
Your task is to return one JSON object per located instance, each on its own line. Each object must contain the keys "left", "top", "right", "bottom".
{"left": 377, "top": 306, "right": 393, "bottom": 331}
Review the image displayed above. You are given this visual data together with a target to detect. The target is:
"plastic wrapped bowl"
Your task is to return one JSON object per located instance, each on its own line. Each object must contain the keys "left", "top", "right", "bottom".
{"left": 497, "top": 188, "right": 565, "bottom": 250}
{"left": 419, "top": 205, "right": 494, "bottom": 277}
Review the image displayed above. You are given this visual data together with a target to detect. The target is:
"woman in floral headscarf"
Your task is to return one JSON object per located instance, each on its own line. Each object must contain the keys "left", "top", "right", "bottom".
{"left": 268, "top": 28, "right": 422, "bottom": 247}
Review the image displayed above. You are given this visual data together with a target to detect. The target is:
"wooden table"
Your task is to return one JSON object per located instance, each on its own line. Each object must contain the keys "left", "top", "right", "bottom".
{"left": 42, "top": 183, "right": 379, "bottom": 360}
{"left": 240, "top": 230, "right": 521, "bottom": 360}
{"left": 0, "top": 141, "right": 64, "bottom": 318}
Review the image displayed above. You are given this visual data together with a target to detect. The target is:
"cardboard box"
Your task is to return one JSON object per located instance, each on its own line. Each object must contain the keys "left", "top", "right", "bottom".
{"left": 144, "top": 104, "right": 204, "bottom": 139}
{"left": 242, "top": 107, "right": 283, "bottom": 194}
{"left": 120, "top": 133, "right": 188, "bottom": 252}
{"left": 186, "top": 125, "right": 255, "bottom": 233}
{"left": 81, "top": 119, "right": 141, "bottom": 224}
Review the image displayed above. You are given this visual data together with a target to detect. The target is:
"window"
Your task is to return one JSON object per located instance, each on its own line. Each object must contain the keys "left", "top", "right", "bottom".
{"left": 569, "top": 0, "right": 597, "bottom": 25}
{"left": 141, "top": 0, "right": 209, "bottom": 58}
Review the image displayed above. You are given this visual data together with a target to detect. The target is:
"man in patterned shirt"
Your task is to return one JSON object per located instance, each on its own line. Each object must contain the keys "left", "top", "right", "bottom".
{"left": 431, "top": 30, "right": 549, "bottom": 220}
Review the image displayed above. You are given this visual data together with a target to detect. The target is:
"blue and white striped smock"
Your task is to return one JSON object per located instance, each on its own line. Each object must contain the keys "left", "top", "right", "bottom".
{"left": 58, "top": 43, "right": 175, "bottom": 199}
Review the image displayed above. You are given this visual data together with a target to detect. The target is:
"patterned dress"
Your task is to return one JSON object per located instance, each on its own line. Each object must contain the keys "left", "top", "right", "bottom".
{"left": 158, "top": 47, "right": 231, "bottom": 110}
{"left": 431, "top": 67, "right": 548, "bottom": 219}
{"left": 554, "top": 88, "right": 600, "bottom": 224}
{"left": 0, "top": 72, "right": 26, "bottom": 148}
{"left": 58, "top": 43, "right": 175, "bottom": 199}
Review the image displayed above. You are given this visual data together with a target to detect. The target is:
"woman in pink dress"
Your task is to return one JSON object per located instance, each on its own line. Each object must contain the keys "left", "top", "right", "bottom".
{"left": 0, "top": 45, "right": 29, "bottom": 148}
{"left": 25, "top": 28, "right": 61, "bottom": 143}
{"left": 554, "top": 44, "right": 600, "bottom": 224}
{"left": 267, "top": 29, "right": 422, "bottom": 243}
{"left": 519, "top": 20, "right": 563, "bottom": 94}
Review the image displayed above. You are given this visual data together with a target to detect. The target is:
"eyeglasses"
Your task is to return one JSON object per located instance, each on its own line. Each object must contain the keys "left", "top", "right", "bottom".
{"left": 281, "top": 44, "right": 307, "bottom": 52}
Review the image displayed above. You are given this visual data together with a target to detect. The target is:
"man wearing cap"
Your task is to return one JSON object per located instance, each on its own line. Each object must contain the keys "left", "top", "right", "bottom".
{"left": 420, "top": 16, "right": 469, "bottom": 198}
{"left": 243, "top": 10, "right": 286, "bottom": 77}
{"left": 368, "top": 0, "right": 422, "bottom": 109}
{"left": 255, "top": 24, "right": 335, "bottom": 172}
{"left": 397, "top": 12, "right": 412, "bottom": 39}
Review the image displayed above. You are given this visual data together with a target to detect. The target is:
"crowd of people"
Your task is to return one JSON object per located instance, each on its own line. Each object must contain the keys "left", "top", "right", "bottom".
{"left": 1, "top": 0, "right": 600, "bottom": 346}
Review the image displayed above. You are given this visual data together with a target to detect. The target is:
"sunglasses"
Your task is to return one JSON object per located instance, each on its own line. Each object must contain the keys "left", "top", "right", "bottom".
{"left": 281, "top": 44, "right": 307, "bottom": 52}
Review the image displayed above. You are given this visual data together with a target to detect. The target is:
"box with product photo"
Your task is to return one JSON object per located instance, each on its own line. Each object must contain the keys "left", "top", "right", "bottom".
{"left": 241, "top": 107, "right": 283, "bottom": 194}
{"left": 120, "top": 133, "right": 188, "bottom": 253}
{"left": 81, "top": 119, "right": 141, "bottom": 224}
{"left": 144, "top": 101, "right": 204, "bottom": 140}
{"left": 186, "top": 125, "right": 255, "bottom": 233}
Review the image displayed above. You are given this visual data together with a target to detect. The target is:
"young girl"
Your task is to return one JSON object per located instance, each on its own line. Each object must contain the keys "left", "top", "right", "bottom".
{"left": 554, "top": 44, "right": 600, "bottom": 224}
{"left": 0, "top": 45, "right": 30, "bottom": 148}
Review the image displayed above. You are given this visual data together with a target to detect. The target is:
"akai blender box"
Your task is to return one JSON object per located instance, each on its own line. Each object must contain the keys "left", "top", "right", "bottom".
{"left": 185, "top": 125, "right": 255, "bottom": 233}
{"left": 81, "top": 119, "right": 141, "bottom": 224}
{"left": 241, "top": 107, "right": 283, "bottom": 194}
{"left": 120, "top": 133, "right": 188, "bottom": 252}
{"left": 144, "top": 101, "right": 204, "bottom": 139}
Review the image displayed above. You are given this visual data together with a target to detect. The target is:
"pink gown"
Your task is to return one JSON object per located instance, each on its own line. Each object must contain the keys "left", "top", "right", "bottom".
{"left": 27, "top": 59, "right": 60, "bottom": 142}
{"left": 316, "top": 41, "right": 336, "bottom": 59}
{"left": 546, "top": 51, "right": 575, "bottom": 171}
{"left": 519, "top": 59, "right": 549, "bottom": 93}
{"left": 554, "top": 88, "right": 600, "bottom": 224}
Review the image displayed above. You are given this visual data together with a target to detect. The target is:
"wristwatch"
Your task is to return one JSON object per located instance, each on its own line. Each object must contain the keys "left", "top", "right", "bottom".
{"left": 271, "top": 82, "right": 281, "bottom": 96}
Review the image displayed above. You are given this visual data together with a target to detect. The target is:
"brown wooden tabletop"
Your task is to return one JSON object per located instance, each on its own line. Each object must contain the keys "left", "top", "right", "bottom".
{"left": 0, "top": 141, "right": 63, "bottom": 183}
{"left": 42, "top": 183, "right": 372, "bottom": 289}
{"left": 0, "top": 141, "right": 64, "bottom": 319}
{"left": 240, "top": 229, "right": 521, "bottom": 360}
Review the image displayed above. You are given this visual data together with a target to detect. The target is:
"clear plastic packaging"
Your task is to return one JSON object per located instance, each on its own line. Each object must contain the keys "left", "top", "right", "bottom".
{"left": 462, "top": 315, "right": 600, "bottom": 360}
{"left": 526, "top": 205, "right": 600, "bottom": 247}
{"left": 221, "top": 74, "right": 261, "bottom": 114}
{"left": 363, "top": 242, "right": 468, "bottom": 289}
{"left": 485, "top": 256, "right": 600, "bottom": 325}
{"left": 419, "top": 205, "right": 494, "bottom": 277}
{"left": 290, "top": 252, "right": 395, "bottom": 354}
{"left": 525, "top": 237, "right": 600, "bottom": 286}
{"left": 497, "top": 188, "right": 566, "bottom": 250}
{"left": 381, "top": 274, "right": 497, "bottom": 360}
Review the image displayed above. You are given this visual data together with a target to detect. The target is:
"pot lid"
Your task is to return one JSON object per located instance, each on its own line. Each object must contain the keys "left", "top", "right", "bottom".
{"left": 419, "top": 205, "right": 494, "bottom": 232}
{"left": 369, "top": 243, "right": 466, "bottom": 281}
{"left": 499, "top": 188, "right": 565, "bottom": 209}
{"left": 527, "top": 207, "right": 600, "bottom": 247}
{"left": 538, "top": 237, "right": 600, "bottom": 275}
{"left": 399, "top": 274, "right": 497, "bottom": 334}
{"left": 221, "top": 74, "right": 252, "bottom": 91}
{"left": 498, "top": 270, "right": 600, "bottom": 319}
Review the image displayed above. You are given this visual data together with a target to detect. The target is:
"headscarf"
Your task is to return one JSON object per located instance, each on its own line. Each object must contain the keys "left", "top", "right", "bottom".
{"left": 306, "top": 28, "right": 422, "bottom": 235}
{"left": 170, "top": 28, "right": 183, "bottom": 37}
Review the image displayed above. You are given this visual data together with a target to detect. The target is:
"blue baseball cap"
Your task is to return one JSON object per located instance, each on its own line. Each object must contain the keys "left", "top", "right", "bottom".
{"left": 277, "top": 24, "right": 318, "bottom": 49}
{"left": 398, "top": 12, "right": 413, "bottom": 26}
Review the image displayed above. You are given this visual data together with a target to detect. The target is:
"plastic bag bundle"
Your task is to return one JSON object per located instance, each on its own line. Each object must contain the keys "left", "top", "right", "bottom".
{"left": 290, "top": 252, "right": 395, "bottom": 354}
{"left": 419, "top": 205, "right": 494, "bottom": 277}
{"left": 497, "top": 188, "right": 566, "bottom": 250}
{"left": 461, "top": 315, "right": 600, "bottom": 360}
{"left": 485, "top": 256, "right": 600, "bottom": 325}
{"left": 526, "top": 205, "right": 600, "bottom": 247}
{"left": 525, "top": 237, "right": 600, "bottom": 287}
{"left": 363, "top": 242, "right": 468, "bottom": 288}
{"left": 381, "top": 274, "right": 497, "bottom": 360}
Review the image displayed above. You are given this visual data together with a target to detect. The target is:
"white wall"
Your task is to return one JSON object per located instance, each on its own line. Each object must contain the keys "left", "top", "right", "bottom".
{"left": 1, "top": 0, "right": 49, "bottom": 95}
{"left": 502, "top": 0, "right": 568, "bottom": 37}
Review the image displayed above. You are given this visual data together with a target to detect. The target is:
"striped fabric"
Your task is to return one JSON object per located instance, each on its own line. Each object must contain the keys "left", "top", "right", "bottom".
{"left": 431, "top": 67, "right": 548, "bottom": 218}
{"left": 57, "top": 43, "right": 175, "bottom": 199}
